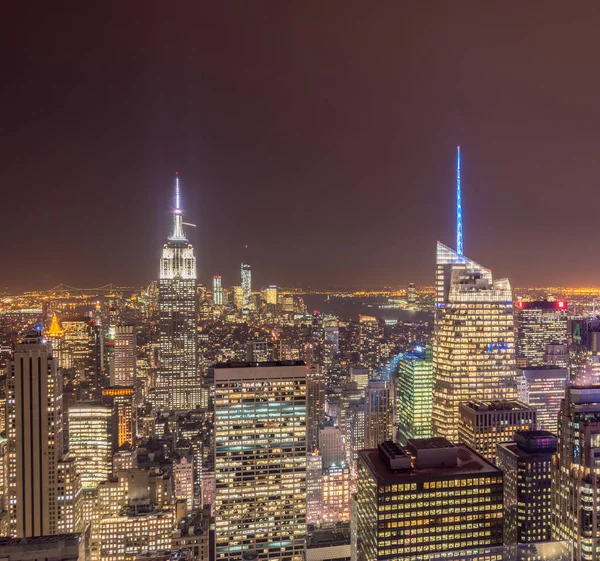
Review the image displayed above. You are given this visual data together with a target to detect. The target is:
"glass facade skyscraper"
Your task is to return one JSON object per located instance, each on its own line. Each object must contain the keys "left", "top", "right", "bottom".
{"left": 154, "top": 175, "right": 200, "bottom": 411}
{"left": 432, "top": 242, "right": 517, "bottom": 441}
{"left": 396, "top": 345, "right": 433, "bottom": 445}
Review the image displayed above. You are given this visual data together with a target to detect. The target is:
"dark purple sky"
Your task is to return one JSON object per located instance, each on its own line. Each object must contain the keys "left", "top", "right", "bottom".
{"left": 3, "top": 2, "right": 600, "bottom": 291}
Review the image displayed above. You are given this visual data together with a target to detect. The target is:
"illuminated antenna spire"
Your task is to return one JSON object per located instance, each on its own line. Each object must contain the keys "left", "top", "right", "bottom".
{"left": 175, "top": 171, "right": 181, "bottom": 213}
{"left": 169, "top": 172, "right": 186, "bottom": 240}
{"left": 456, "top": 145, "right": 463, "bottom": 256}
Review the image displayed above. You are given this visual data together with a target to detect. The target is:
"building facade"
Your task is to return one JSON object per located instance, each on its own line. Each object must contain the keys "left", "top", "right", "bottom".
{"left": 214, "top": 362, "right": 307, "bottom": 561}
{"left": 355, "top": 438, "right": 504, "bottom": 561}
{"left": 432, "top": 242, "right": 517, "bottom": 441}
{"left": 497, "top": 431, "right": 556, "bottom": 544}
{"left": 396, "top": 345, "right": 433, "bottom": 445}
{"left": 155, "top": 175, "right": 200, "bottom": 411}
{"left": 458, "top": 400, "right": 537, "bottom": 464}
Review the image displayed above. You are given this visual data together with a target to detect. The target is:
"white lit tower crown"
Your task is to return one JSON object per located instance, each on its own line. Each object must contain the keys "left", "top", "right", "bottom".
{"left": 155, "top": 173, "right": 200, "bottom": 411}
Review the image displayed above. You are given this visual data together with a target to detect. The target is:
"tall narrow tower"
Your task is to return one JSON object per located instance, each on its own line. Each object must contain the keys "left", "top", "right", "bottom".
{"left": 431, "top": 148, "right": 516, "bottom": 440}
{"left": 154, "top": 174, "right": 200, "bottom": 411}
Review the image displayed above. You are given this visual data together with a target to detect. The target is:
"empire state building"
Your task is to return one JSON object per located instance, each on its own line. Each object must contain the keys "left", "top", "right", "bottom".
{"left": 154, "top": 174, "right": 201, "bottom": 411}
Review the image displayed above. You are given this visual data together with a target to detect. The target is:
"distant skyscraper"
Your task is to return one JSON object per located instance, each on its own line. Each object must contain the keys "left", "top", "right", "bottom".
{"left": 241, "top": 262, "right": 251, "bottom": 309}
{"left": 6, "top": 335, "right": 63, "bottom": 537}
{"left": 517, "top": 366, "right": 568, "bottom": 434}
{"left": 102, "top": 386, "right": 135, "bottom": 449}
{"left": 155, "top": 174, "right": 200, "bottom": 411}
{"left": 458, "top": 400, "right": 536, "bottom": 464}
{"left": 232, "top": 285, "right": 244, "bottom": 309}
{"left": 214, "top": 362, "right": 307, "bottom": 561}
{"left": 364, "top": 380, "right": 392, "bottom": 448}
{"left": 407, "top": 282, "right": 416, "bottom": 305}
{"left": 396, "top": 344, "right": 433, "bottom": 444}
{"left": 263, "top": 285, "right": 278, "bottom": 305}
{"left": 515, "top": 299, "right": 568, "bottom": 367}
{"left": 111, "top": 324, "right": 136, "bottom": 387}
{"left": 497, "top": 430, "right": 556, "bottom": 544}
{"left": 212, "top": 275, "right": 223, "bottom": 306}
{"left": 552, "top": 385, "right": 600, "bottom": 560}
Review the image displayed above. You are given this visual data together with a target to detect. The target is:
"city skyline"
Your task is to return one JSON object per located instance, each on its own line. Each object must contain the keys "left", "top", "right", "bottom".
{"left": 5, "top": 3, "right": 600, "bottom": 290}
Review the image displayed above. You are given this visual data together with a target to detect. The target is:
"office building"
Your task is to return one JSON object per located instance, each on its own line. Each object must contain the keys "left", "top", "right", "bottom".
{"left": 322, "top": 463, "right": 352, "bottom": 524}
{"left": 263, "top": 285, "right": 278, "bottom": 305}
{"left": 102, "top": 386, "right": 135, "bottom": 449}
{"left": 212, "top": 275, "right": 223, "bottom": 306}
{"left": 432, "top": 149, "right": 516, "bottom": 441}
{"left": 552, "top": 385, "right": 600, "bottom": 560}
{"left": 155, "top": 175, "right": 200, "bottom": 411}
{"left": 111, "top": 325, "right": 136, "bottom": 387}
{"left": 396, "top": 345, "right": 433, "bottom": 444}
{"left": 214, "top": 362, "right": 307, "bottom": 561}
{"left": 432, "top": 242, "right": 517, "bottom": 441}
{"left": 458, "top": 400, "right": 536, "bottom": 464}
{"left": 68, "top": 403, "right": 112, "bottom": 489}
{"left": 61, "top": 317, "right": 92, "bottom": 378}
{"left": 364, "top": 380, "right": 392, "bottom": 449}
{"left": 497, "top": 431, "right": 556, "bottom": 544}
{"left": 355, "top": 438, "right": 504, "bottom": 561}
{"left": 515, "top": 299, "right": 568, "bottom": 368}
{"left": 0, "top": 534, "right": 85, "bottom": 561}
{"left": 350, "top": 367, "right": 369, "bottom": 390}
{"left": 246, "top": 340, "right": 274, "bottom": 362}
{"left": 307, "top": 366, "right": 325, "bottom": 452}
{"left": 46, "top": 312, "right": 66, "bottom": 368}
{"left": 358, "top": 315, "right": 382, "bottom": 374}
{"left": 6, "top": 334, "right": 63, "bottom": 537}
{"left": 318, "top": 425, "right": 345, "bottom": 468}
{"left": 173, "top": 453, "right": 194, "bottom": 514}
{"left": 241, "top": 262, "right": 251, "bottom": 309}
{"left": 306, "top": 451, "right": 323, "bottom": 525}
{"left": 517, "top": 366, "right": 568, "bottom": 434}
{"left": 232, "top": 285, "right": 244, "bottom": 310}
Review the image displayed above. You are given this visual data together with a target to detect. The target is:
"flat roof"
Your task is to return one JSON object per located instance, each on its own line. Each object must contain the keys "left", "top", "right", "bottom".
{"left": 359, "top": 444, "right": 501, "bottom": 485}
{"left": 214, "top": 360, "right": 305, "bottom": 368}
{"left": 461, "top": 400, "right": 533, "bottom": 412}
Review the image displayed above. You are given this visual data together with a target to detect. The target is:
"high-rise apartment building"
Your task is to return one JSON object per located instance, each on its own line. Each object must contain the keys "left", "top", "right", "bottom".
{"left": 111, "top": 325, "right": 136, "bottom": 387}
{"left": 432, "top": 242, "right": 517, "bottom": 441}
{"left": 155, "top": 174, "right": 200, "bottom": 411}
{"left": 355, "top": 438, "right": 504, "bottom": 561}
{"left": 517, "top": 366, "right": 568, "bottom": 433}
{"left": 214, "top": 362, "right": 307, "bottom": 561}
{"left": 241, "top": 262, "right": 251, "bottom": 309}
{"left": 364, "top": 380, "right": 392, "bottom": 449}
{"left": 497, "top": 430, "right": 556, "bottom": 544}
{"left": 396, "top": 344, "right": 433, "bottom": 444}
{"left": 458, "top": 400, "right": 536, "bottom": 464}
{"left": 68, "top": 403, "right": 112, "bottom": 489}
{"left": 213, "top": 275, "right": 223, "bottom": 306}
{"left": 6, "top": 335, "right": 63, "bottom": 537}
{"left": 552, "top": 385, "right": 600, "bottom": 560}
{"left": 515, "top": 299, "right": 568, "bottom": 368}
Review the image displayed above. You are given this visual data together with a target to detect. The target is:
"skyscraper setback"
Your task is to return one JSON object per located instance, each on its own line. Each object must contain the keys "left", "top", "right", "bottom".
{"left": 154, "top": 174, "right": 200, "bottom": 411}
{"left": 432, "top": 147, "right": 517, "bottom": 441}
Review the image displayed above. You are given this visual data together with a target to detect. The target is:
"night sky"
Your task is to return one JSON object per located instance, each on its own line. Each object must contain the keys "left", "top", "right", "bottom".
{"left": 4, "top": 2, "right": 600, "bottom": 291}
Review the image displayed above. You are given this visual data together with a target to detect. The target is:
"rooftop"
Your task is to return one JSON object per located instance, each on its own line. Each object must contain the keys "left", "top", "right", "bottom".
{"left": 359, "top": 442, "right": 500, "bottom": 485}
{"left": 461, "top": 400, "right": 533, "bottom": 412}
{"left": 214, "top": 360, "right": 305, "bottom": 369}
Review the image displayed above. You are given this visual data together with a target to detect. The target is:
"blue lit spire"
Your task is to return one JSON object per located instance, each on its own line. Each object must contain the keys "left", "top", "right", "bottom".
{"left": 456, "top": 145, "right": 463, "bottom": 256}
